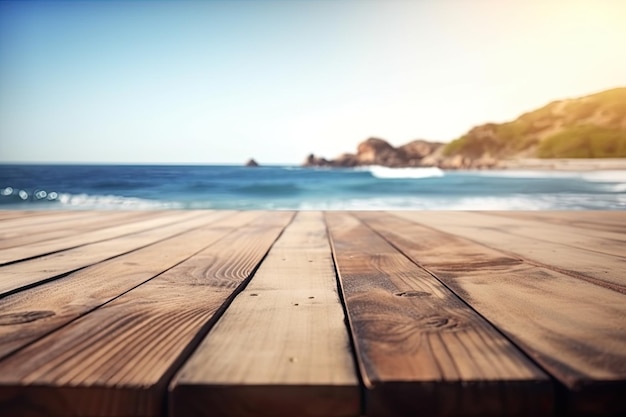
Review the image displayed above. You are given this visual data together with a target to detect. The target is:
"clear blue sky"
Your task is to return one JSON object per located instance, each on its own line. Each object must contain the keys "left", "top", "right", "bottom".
{"left": 1, "top": 0, "right": 625, "bottom": 164}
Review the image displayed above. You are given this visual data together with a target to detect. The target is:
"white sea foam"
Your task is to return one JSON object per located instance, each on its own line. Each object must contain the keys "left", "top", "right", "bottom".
{"left": 474, "top": 169, "right": 626, "bottom": 184}
{"left": 604, "top": 183, "right": 626, "bottom": 192}
{"left": 581, "top": 171, "right": 626, "bottom": 183}
{"left": 295, "top": 195, "right": 557, "bottom": 211}
{"left": 365, "top": 166, "right": 445, "bottom": 179}
{"left": 297, "top": 191, "right": 626, "bottom": 210}
{"left": 473, "top": 170, "right": 582, "bottom": 179}
{"left": 57, "top": 193, "right": 182, "bottom": 210}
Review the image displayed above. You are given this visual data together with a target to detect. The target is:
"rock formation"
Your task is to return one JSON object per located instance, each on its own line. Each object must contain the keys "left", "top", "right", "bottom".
{"left": 302, "top": 138, "right": 444, "bottom": 168}
{"left": 245, "top": 158, "right": 259, "bottom": 167}
{"left": 302, "top": 87, "right": 626, "bottom": 169}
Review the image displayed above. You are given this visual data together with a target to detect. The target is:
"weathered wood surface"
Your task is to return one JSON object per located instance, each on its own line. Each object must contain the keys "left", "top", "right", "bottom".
{"left": 0, "top": 211, "right": 292, "bottom": 417}
{"left": 0, "top": 211, "right": 250, "bottom": 360}
{"left": 366, "top": 211, "right": 626, "bottom": 416}
{"left": 171, "top": 211, "right": 360, "bottom": 417}
{"left": 0, "top": 210, "right": 624, "bottom": 417}
{"left": 0, "top": 210, "right": 201, "bottom": 265}
{"left": 392, "top": 211, "right": 626, "bottom": 292}
{"left": 0, "top": 211, "right": 161, "bottom": 250}
{"left": 492, "top": 210, "right": 626, "bottom": 234}
{"left": 326, "top": 212, "right": 551, "bottom": 417}
{"left": 460, "top": 211, "right": 626, "bottom": 257}
{"left": 0, "top": 211, "right": 223, "bottom": 296}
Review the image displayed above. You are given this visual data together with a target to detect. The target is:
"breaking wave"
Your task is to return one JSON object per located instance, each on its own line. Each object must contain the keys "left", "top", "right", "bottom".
{"left": 0, "top": 187, "right": 180, "bottom": 210}
{"left": 363, "top": 166, "right": 445, "bottom": 179}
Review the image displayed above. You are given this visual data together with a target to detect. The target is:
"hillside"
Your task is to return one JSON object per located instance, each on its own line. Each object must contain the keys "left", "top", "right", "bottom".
{"left": 443, "top": 88, "right": 626, "bottom": 163}
{"left": 302, "top": 88, "right": 626, "bottom": 169}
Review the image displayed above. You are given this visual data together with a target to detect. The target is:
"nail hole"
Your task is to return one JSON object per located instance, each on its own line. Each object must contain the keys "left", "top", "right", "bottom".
{"left": 250, "top": 293, "right": 258, "bottom": 297}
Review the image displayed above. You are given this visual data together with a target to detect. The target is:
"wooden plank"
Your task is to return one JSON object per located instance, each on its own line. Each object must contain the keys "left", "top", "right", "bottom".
{"left": 441, "top": 211, "right": 626, "bottom": 258}
{"left": 0, "top": 210, "right": 100, "bottom": 231}
{"left": 0, "top": 211, "right": 292, "bottom": 417}
{"left": 0, "top": 211, "right": 222, "bottom": 296}
{"left": 492, "top": 211, "right": 626, "bottom": 234}
{"left": 0, "top": 210, "right": 202, "bottom": 265}
{"left": 0, "top": 211, "right": 261, "bottom": 359}
{"left": 0, "top": 211, "right": 125, "bottom": 240}
{"left": 0, "top": 211, "right": 55, "bottom": 221}
{"left": 393, "top": 211, "right": 626, "bottom": 293}
{"left": 0, "top": 211, "right": 159, "bottom": 250}
{"left": 0, "top": 211, "right": 103, "bottom": 239}
{"left": 325, "top": 212, "right": 551, "bottom": 417}
{"left": 359, "top": 211, "right": 626, "bottom": 417}
{"left": 490, "top": 211, "right": 626, "bottom": 243}
{"left": 0, "top": 211, "right": 31, "bottom": 220}
{"left": 171, "top": 211, "right": 359, "bottom": 417}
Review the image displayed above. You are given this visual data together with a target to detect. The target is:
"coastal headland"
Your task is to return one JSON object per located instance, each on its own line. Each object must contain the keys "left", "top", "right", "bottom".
{"left": 301, "top": 87, "right": 626, "bottom": 170}
{"left": 302, "top": 138, "right": 626, "bottom": 171}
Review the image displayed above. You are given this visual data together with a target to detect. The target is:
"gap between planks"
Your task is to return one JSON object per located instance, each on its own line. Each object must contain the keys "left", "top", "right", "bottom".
{"left": 0, "top": 211, "right": 231, "bottom": 296}
{"left": 359, "top": 211, "right": 626, "bottom": 417}
{"left": 392, "top": 211, "right": 626, "bottom": 294}
{"left": 0, "top": 211, "right": 168, "bottom": 251}
{"left": 0, "top": 211, "right": 294, "bottom": 417}
{"left": 170, "top": 211, "right": 360, "bottom": 417}
{"left": 326, "top": 211, "right": 552, "bottom": 417}
{"left": 0, "top": 210, "right": 206, "bottom": 266}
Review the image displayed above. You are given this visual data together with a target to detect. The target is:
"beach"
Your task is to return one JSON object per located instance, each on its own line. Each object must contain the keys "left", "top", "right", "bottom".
{"left": 497, "top": 158, "right": 626, "bottom": 171}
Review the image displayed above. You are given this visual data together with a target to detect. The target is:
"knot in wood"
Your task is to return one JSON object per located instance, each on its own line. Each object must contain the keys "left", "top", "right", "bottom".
{"left": 420, "top": 315, "right": 459, "bottom": 331}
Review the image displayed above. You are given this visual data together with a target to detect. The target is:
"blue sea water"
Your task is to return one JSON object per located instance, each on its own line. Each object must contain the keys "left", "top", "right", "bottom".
{"left": 0, "top": 164, "right": 625, "bottom": 210}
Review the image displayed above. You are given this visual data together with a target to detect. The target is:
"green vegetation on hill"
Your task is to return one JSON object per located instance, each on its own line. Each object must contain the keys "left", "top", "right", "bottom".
{"left": 443, "top": 122, "right": 539, "bottom": 158}
{"left": 537, "top": 126, "right": 626, "bottom": 158}
{"left": 443, "top": 87, "right": 626, "bottom": 160}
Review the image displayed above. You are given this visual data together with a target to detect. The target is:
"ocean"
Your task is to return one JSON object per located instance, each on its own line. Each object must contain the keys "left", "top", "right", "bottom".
{"left": 1, "top": 164, "right": 625, "bottom": 210}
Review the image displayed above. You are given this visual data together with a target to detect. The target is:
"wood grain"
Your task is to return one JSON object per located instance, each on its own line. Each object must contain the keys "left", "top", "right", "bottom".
{"left": 0, "top": 211, "right": 226, "bottom": 296}
{"left": 0, "top": 211, "right": 158, "bottom": 250}
{"left": 361, "top": 211, "right": 626, "bottom": 416}
{"left": 0, "top": 211, "right": 292, "bottom": 417}
{"left": 393, "top": 211, "right": 626, "bottom": 292}
{"left": 326, "top": 212, "right": 551, "bottom": 417}
{"left": 469, "top": 211, "right": 626, "bottom": 257}
{"left": 171, "top": 211, "right": 359, "bottom": 417}
{"left": 0, "top": 210, "right": 99, "bottom": 231}
{"left": 491, "top": 210, "right": 626, "bottom": 234}
{"left": 0, "top": 210, "right": 201, "bottom": 265}
{"left": 0, "top": 210, "right": 624, "bottom": 417}
{"left": 0, "top": 211, "right": 246, "bottom": 360}
{"left": 0, "top": 211, "right": 132, "bottom": 240}
{"left": 0, "top": 211, "right": 49, "bottom": 221}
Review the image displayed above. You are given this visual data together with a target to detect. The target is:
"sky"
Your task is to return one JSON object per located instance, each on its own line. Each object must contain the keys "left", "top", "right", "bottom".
{"left": 1, "top": 0, "right": 625, "bottom": 165}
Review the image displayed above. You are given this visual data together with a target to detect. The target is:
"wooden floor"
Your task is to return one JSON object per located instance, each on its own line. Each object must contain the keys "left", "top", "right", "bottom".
{"left": 0, "top": 210, "right": 624, "bottom": 417}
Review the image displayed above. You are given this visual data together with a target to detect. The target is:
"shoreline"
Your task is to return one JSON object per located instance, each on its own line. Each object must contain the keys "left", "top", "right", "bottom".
{"left": 493, "top": 158, "right": 626, "bottom": 171}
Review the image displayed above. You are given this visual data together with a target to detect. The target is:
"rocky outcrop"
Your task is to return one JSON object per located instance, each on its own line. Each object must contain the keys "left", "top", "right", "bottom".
{"left": 303, "top": 87, "right": 626, "bottom": 169}
{"left": 303, "top": 138, "right": 445, "bottom": 168}
{"left": 245, "top": 158, "right": 259, "bottom": 167}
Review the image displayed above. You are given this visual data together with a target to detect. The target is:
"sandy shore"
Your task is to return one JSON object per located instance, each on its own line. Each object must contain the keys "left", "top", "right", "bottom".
{"left": 495, "top": 158, "right": 626, "bottom": 171}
